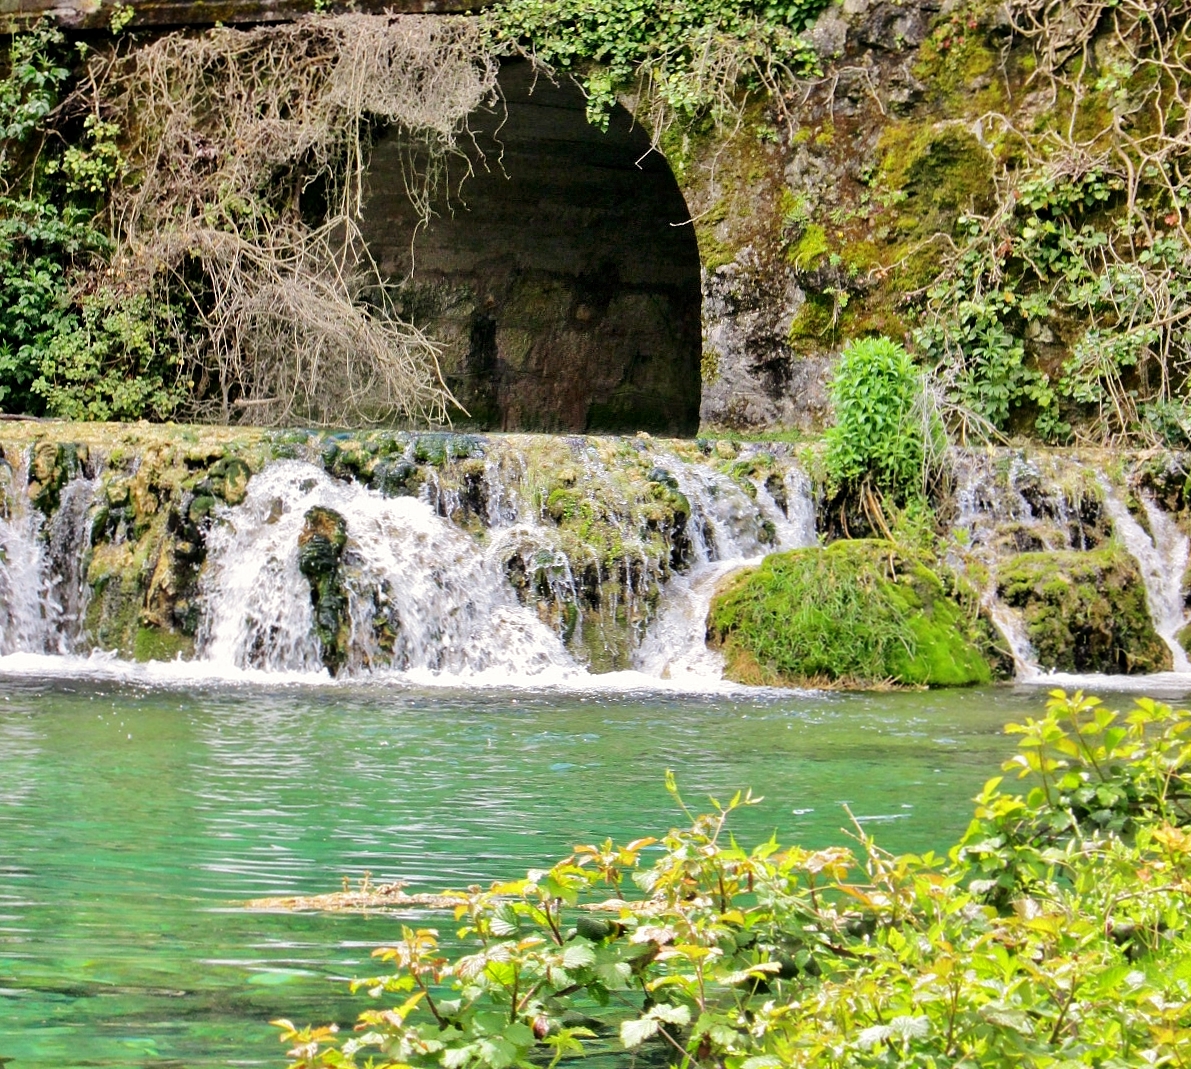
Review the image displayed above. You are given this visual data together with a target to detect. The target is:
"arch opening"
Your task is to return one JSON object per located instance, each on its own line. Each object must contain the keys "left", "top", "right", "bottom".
{"left": 362, "top": 61, "right": 703, "bottom": 435}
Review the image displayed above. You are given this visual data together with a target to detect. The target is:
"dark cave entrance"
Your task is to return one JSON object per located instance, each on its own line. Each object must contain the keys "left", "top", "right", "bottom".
{"left": 362, "top": 61, "right": 703, "bottom": 435}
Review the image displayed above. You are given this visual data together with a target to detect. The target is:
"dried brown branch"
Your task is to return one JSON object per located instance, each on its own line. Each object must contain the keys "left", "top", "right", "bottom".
{"left": 77, "top": 14, "right": 499, "bottom": 427}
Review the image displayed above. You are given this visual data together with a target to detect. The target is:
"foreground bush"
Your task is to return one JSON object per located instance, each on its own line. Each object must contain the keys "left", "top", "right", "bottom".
{"left": 277, "top": 691, "right": 1191, "bottom": 1068}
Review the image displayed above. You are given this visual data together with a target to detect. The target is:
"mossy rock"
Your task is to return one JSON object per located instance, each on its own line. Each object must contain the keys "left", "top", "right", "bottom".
{"left": 297, "top": 506, "right": 349, "bottom": 675}
{"left": 708, "top": 539, "right": 997, "bottom": 688}
{"left": 27, "top": 440, "right": 86, "bottom": 514}
{"left": 411, "top": 432, "right": 485, "bottom": 467}
{"left": 133, "top": 625, "right": 194, "bottom": 663}
{"left": 996, "top": 548, "right": 1170, "bottom": 674}
{"left": 211, "top": 457, "right": 252, "bottom": 506}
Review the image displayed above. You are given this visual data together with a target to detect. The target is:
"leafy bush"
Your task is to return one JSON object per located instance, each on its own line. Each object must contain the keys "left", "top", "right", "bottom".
{"left": 824, "top": 336, "right": 941, "bottom": 501}
{"left": 0, "top": 196, "right": 108, "bottom": 414}
{"left": 32, "top": 290, "right": 188, "bottom": 421}
{"left": 276, "top": 690, "right": 1191, "bottom": 1069}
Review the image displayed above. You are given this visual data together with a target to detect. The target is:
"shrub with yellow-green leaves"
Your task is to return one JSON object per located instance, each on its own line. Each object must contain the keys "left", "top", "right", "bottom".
{"left": 277, "top": 691, "right": 1191, "bottom": 1068}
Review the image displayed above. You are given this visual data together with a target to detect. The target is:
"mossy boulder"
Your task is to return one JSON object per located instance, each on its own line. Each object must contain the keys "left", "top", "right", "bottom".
{"left": 996, "top": 549, "right": 1170, "bottom": 674}
{"left": 297, "top": 506, "right": 350, "bottom": 675}
{"left": 708, "top": 539, "right": 998, "bottom": 688}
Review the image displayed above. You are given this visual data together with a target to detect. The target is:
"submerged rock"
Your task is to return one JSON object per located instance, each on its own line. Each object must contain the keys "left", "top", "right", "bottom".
{"left": 708, "top": 539, "right": 1001, "bottom": 688}
{"left": 996, "top": 549, "right": 1171, "bottom": 674}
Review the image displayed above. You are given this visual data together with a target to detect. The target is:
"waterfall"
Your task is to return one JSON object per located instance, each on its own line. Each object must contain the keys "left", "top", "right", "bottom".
{"left": 0, "top": 454, "right": 99, "bottom": 657}
{"left": 198, "top": 461, "right": 573, "bottom": 678}
{"left": 949, "top": 451, "right": 1044, "bottom": 676}
{"left": 950, "top": 449, "right": 1191, "bottom": 680}
{"left": 634, "top": 462, "right": 817, "bottom": 681}
{"left": 3, "top": 430, "right": 1189, "bottom": 688}
{"left": 0, "top": 456, "right": 48, "bottom": 655}
{"left": 1099, "top": 483, "right": 1191, "bottom": 673}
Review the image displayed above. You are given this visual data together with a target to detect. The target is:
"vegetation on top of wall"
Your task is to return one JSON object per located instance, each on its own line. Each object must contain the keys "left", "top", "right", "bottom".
{"left": 0, "top": 23, "right": 179, "bottom": 421}
{"left": 761, "top": 0, "right": 1191, "bottom": 447}
{"left": 273, "top": 690, "right": 1191, "bottom": 1067}
{"left": 486, "top": 0, "right": 826, "bottom": 135}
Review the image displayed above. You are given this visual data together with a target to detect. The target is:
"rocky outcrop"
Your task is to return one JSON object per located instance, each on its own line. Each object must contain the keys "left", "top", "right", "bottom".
{"left": 996, "top": 549, "right": 1171, "bottom": 675}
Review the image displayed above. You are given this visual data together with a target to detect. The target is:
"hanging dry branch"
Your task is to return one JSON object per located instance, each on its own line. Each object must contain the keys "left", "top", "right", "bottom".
{"left": 78, "top": 14, "right": 499, "bottom": 427}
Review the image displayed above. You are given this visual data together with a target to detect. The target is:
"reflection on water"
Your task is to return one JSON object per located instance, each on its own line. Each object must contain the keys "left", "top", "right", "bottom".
{"left": 1, "top": 678, "right": 1178, "bottom": 1066}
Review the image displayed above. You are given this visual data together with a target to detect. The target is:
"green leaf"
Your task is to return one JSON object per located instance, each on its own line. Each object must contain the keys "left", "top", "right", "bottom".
{"left": 562, "top": 943, "right": 596, "bottom": 969}
{"left": 620, "top": 1016, "right": 659, "bottom": 1048}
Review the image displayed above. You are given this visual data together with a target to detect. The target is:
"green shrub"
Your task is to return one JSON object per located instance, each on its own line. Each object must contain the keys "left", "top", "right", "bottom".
{"left": 32, "top": 290, "right": 188, "bottom": 421}
{"left": 275, "top": 690, "right": 1191, "bottom": 1069}
{"left": 824, "top": 335, "right": 939, "bottom": 501}
{"left": 487, "top": 0, "right": 825, "bottom": 127}
{"left": 0, "top": 197, "right": 109, "bottom": 414}
{"left": 0, "top": 24, "right": 172, "bottom": 420}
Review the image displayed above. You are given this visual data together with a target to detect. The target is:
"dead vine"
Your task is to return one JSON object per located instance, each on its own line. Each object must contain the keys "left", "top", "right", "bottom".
{"left": 78, "top": 14, "right": 499, "bottom": 427}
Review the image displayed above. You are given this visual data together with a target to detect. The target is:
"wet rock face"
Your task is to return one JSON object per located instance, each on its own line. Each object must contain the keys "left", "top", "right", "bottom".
{"left": 996, "top": 549, "right": 1171, "bottom": 675}
{"left": 699, "top": 258, "right": 833, "bottom": 432}
{"left": 363, "top": 60, "right": 702, "bottom": 436}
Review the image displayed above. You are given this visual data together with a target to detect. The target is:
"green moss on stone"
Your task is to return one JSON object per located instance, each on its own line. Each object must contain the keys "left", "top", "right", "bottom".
{"left": 996, "top": 548, "right": 1170, "bottom": 674}
{"left": 708, "top": 539, "right": 996, "bottom": 688}
{"left": 133, "top": 626, "right": 194, "bottom": 663}
{"left": 789, "top": 224, "right": 829, "bottom": 270}
{"left": 297, "top": 505, "right": 350, "bottom": 675}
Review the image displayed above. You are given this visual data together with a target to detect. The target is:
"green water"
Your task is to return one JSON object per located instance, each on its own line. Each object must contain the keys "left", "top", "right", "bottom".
{"left": 0, "top": 677, "right": 1081, "bottom": 1066}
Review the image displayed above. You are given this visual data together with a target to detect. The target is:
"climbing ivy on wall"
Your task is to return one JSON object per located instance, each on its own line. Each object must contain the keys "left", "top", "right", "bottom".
{"left": 487, "top": 0, "right": 825, "bottom": 131}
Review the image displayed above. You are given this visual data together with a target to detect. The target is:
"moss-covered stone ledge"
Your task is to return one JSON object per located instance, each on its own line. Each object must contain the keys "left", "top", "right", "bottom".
{"left": 0, "top": 421, "right": 801, "bottom": 672}
{"left": 995, "top": 548, "right": 1170, "bottom": 675}
{"left": 707, "top": 539, "right": 1005, "bottom": 688}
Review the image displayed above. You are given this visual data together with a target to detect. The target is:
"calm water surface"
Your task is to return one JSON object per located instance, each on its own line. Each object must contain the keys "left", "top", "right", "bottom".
{"left": 0, "top": 677, "right": 1139, "bottom": 1067}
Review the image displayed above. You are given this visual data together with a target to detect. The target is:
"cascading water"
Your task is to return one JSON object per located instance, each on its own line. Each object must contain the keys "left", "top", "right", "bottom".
{"left": 3, "top": 429, "right": 1189, "bottom": 689}
{"left": 950, "top": 449, "right": 1191, "bottom": 681}
{"left": 949, "top": 451, "right": 1043, "bottom": 676}
{"left": 0, "top": 456, "right": 48, "bottom": 655}
{"left": 1099, "top": 482, "right": 1191, "bottom": 673}
{"left": 0, "top": 453, "right": 99, "bottom": 656}
{"left": 634, "top": 461, "right": 817, "bottom": 681}
{"left": 198, "top": 461, "right": 573, "bottom": 678}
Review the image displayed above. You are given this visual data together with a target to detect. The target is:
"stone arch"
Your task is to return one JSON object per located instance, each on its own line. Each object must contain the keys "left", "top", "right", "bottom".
{"left": 362, "top": 61, "right": 703, "bottom": 435}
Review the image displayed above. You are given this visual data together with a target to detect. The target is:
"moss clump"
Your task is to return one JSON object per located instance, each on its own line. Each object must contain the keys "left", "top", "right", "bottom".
{"left": 789, "top": 224, "right": 829, "bottom": 271}
{"left": 877, "top": 126, "right": 994, "bottom": 251}
{"left": 708, "top": 539, "right": 996, "bottom": 688}
{"left": 133, "top": 625, "right": 193, "bottom": 663}
{"left": 996, "top": 548, "right": 1170, "bottom": 674}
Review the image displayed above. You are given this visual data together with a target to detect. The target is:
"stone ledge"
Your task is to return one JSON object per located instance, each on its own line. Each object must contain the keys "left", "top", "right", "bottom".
{"left": 2, "top": 0, "right": 487, "bottom": 30}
